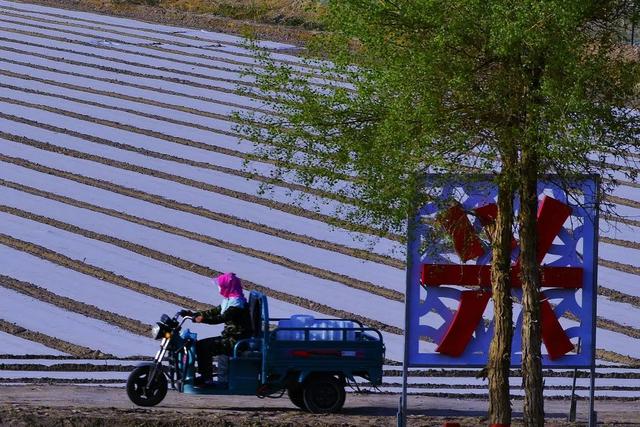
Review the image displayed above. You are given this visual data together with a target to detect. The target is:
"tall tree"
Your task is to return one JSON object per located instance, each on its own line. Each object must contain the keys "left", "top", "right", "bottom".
{"left": 495, "top": 3, "right": 640, "bottom": 424}
{"left": 237, "top": 1, "right": 640, "bottom": 424}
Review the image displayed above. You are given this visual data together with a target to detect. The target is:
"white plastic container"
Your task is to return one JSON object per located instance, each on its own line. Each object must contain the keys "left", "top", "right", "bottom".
{"left": 309, "top": 320, "right": 357, "bottom": 341}
{"left": 277, "top": 314, "right": 315, "bottom": 340}
{"left": 277, "top": 316, "right": 357, "bottom": 341}
{"left": 339, "top": 320, "right": 357, "bottom": 341}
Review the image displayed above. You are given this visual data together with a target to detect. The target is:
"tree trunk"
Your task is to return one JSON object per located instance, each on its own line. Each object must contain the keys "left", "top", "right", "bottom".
{"left": 519, "top": 145, "right": 544, "bottom": 426}
{"left": 488, "top": 167, "right": 516, "bottom": 425}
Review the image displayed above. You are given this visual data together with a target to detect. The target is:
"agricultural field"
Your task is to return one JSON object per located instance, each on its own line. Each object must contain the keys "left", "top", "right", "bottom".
{"left": 0, "top": 0, "right": 640, "bottom": 406}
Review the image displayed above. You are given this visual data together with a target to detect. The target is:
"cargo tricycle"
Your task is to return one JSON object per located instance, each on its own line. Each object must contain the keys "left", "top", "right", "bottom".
{"left": 126, "top": 291, "right": 385, "bottom": 413}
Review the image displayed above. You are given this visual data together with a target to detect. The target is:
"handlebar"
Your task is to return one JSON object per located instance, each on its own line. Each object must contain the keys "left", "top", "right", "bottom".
{"left": 173, "top": 311, "right": 195, "bottom": 328}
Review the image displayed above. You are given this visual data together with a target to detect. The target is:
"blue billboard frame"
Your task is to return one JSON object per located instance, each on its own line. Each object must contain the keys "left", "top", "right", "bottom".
{"left": 403, "top": 176, "right": 598, "bottom": 368}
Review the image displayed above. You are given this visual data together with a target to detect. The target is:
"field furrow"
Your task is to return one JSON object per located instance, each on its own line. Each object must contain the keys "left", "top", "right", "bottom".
{"left": 0, "top": 2, "right": 302, "bottom": 51}
{"left": 0, "top": 8, "right": 324, "bottom": 74}
{"left": 1, "top": 194, "right": 638, "bottom": 364}
{"left": 0, "top": 0, "right": 299, "bottom": 51}
{"left": 0, "top": 145, "right": 402, "bottom": 257}
{"left": 0, "top": 270, "right": 152, "bottom": 337}
{"left": 0, "top": 19, "right": 340, "bottom": 92}
{"left": 0, "top": 20, "right": 258, "bottom": 85}
{"left": 0, "top": 185, "right": 411, "bottom": 348}
{"left": 0, "top": 164, "right": 404, "bottom": 298}
{"left": 0, "top": 295, "right": 149, "bottom": 358}
{"left": 0, "top": 331, "right": 66, "bottom": 356}
{"left": 0, "top": 153, "right": 400, "bottom": 291}
{"left": 0, "top": 51, "right": 261, "bottom": 109}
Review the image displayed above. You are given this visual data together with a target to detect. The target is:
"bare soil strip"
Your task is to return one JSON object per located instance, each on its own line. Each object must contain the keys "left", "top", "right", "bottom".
{"left": 599, "top": 258, "right": 640, "bottom": 277}
{"left": 601, "top": 236, "right": 640, "bottom": 251}
{"left": 3, "top": 363, "right": 639, "bottom": 379}
{"left": 0, "top": 378, "right": 125, "bottom": 384}
{"left": 383, "top": 382, "right": 640, "bottom": 391}
{"left": 0, "top": 158, "right": 401, "bottom": 268}
{"left": 0, "top": 354, "right": 149, "bottom": 360}
{"left": 0, "top": 319, "right": 112, "bottom": 359}
{"left": 596, "top": 349, "right": 640, "bottom": 367}
{"left": 601, "top": 160, "right": 640, "bottom": 175}
{"left": 598, "top": 286, "right": 640, "bottom": 311}
{"left": 0, "top": 134, "right": 389, "bottom": 239}
{"left": 386, "top": 368, "right": 640, "bottom": 378}
{"left": 0, "top": 177, "right": 401, "bottom": 301}
{"left": 607, "top": 194, "right": 640, "bottom": 209}
{"left": 594, "top": 316, "right": 640, "bottom": 340}
{"left": 2, "top": 378, "right": 637, "bottom": 393}
{"left": 603, "top": 213, "right": 640, "bottom": 228}
{"left": 0, "top": 204, "right": 404, "bottom": 336}
{"left": 0, "top": 271, "right": 151, "bottom": 336}
{"left": 614, "top": 179, "right": 640, "bottom": 189}
{"left": 0, "top": 363, "right": 134, "bottom": 372}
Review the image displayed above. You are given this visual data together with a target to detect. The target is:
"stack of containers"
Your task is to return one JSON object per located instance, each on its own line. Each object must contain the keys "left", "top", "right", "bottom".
{"left": 309, "top": 320, "right": 356, "bottom": 341}
{"left": 276, "top": 314, "right": 315, "bottom": 340}
{"left": 277, "top": 315, "right": 357, "bottom": 340}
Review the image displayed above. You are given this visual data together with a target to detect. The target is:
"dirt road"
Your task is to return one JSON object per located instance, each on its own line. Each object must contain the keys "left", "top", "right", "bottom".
{"left": 0, "top": 385, "right": 639, "bottom": 426}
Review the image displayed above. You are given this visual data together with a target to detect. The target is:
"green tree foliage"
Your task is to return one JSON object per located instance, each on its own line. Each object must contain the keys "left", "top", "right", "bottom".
{"left": 236, "top": 1, "right": 640, "bottom": 424}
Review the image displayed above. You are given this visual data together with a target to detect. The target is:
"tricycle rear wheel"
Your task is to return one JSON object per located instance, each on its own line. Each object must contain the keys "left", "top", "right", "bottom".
{"left": 302, "top": 374, "right": 345, "bottom": 414}
{"left": 287, "top": 384, "right": 307, "bottom": 410}
{"left": 127, "top": 364, "right": 168, "bottom": 407}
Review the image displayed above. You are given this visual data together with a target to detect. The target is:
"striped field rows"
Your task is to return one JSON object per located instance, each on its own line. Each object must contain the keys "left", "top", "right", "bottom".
{"left": 1, "top": 0, "right": 640, "bottom": 399}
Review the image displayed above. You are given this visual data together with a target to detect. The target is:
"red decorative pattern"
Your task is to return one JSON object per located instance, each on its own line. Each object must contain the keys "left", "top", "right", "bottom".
{"left": 436, "top": 203, "right": 485, "bottom": 262}
{"left": 422, "top": 196, "right": 580, "bottom": 358}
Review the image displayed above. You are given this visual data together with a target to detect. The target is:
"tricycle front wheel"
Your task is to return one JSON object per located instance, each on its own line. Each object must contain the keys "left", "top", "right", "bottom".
{"left": 302, "top": 374, "right": 346, "bottom": 414}
{"left": 127, "top": 365, "right": 168, "bottom": 407}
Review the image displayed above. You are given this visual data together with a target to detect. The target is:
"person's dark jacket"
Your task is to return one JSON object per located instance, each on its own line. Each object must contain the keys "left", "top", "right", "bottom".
{"left": 194, "top": 305, "right": 252, "bottom": 342}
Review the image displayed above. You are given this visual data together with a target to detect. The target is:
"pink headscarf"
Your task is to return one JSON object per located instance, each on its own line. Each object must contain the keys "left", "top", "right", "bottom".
{"left": 215, "top": 272, "right": 246, "bottom": 300}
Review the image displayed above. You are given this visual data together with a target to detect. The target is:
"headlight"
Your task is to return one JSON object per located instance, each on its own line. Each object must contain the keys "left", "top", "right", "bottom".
{"left": 151, "top": 324, "right": 162, "bottom": 340}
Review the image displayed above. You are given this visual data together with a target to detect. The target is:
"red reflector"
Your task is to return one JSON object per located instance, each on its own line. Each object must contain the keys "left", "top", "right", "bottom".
{"left": 290, "top": 349, "right": 344, "bottom": 358}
